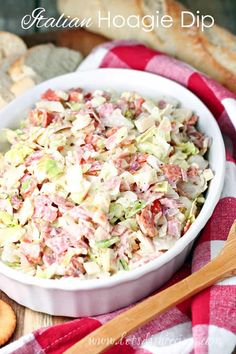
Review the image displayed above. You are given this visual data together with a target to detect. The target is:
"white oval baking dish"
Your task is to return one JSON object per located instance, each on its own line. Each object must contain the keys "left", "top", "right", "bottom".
{"left": 0, "top": 69, "right": 225, "bottom": 317}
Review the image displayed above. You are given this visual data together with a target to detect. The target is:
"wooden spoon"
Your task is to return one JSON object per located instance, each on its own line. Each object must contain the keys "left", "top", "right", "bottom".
{"left": 65, "top": 220, "right": 236, "bottom": 354}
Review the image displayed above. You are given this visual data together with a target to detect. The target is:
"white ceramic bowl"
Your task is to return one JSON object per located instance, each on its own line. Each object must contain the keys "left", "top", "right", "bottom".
{"left": 0, "top": 69, "right": 225, "bottom": 317}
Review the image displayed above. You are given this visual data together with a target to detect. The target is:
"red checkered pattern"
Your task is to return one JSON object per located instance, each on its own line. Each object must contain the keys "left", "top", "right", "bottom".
{"left": 4, "top": 41, "right": 236, "bottom": 354}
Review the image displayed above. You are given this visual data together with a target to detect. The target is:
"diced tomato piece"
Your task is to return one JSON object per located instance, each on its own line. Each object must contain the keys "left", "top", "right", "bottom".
{"left": 151, "top": 200, "right": 162, "bottom": 214}
{"left": 80, "top": 158, "right": 86, "bottom": 165}
{"left": 69, "top": 91, "right": 81, "bottom": 102}
{"left": 43, "top": 112, "right": 54, "bottom": 127}
{"left": 41, "top": 89, "right": 60, "bottom": 101}
{"left": 135, "top": 97, "right": 145, "bottom": 110}
{"left": 84, "top": 92, "right": 92, "bottom": 101}
{"left": 183, "top": 220, "right": 191, "bottom": 234}
{"left": 29, "top": 109, "right": 54, "bottom": 128}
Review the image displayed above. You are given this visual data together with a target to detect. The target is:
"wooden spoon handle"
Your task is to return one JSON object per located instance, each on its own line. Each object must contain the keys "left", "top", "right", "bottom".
{"left": 65, "top": 249, "right": 234, "bottom": 354}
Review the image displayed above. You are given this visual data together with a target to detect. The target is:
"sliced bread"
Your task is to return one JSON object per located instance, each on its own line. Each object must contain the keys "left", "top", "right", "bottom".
{"left": 0, "top": 34, "right": 83, "bottom": 106}
{"left": 8, "top": 44, "right": 83, "bottom": 84}
{"left": 8, "top": 44, "right": 83, "bottom": 98}
{"left": 0, "top": 32, "right": 27, "bottom": 65}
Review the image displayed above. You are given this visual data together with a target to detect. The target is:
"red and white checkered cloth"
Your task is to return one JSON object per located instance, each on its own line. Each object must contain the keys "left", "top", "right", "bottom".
{"left": 3, "top": 41, "right": 236, "bottom": 354}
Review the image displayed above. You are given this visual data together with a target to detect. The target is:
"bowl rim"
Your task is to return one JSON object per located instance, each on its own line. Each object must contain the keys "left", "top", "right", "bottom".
{"left": 0, "top": 68, "right": 226, "bottom": 290}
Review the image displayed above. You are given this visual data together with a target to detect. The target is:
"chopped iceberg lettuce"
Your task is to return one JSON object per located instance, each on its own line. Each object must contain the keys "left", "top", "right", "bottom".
{"left": 0, "top": 226, "right": 25, "bottom": 247}
{"left": 5, "top": 144, "right": 33, "bottom": 166}
{"left": 37, "top": 156, "right": 63, "bottom": 179}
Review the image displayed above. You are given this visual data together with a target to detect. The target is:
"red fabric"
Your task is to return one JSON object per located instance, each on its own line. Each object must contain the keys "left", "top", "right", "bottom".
{"left": 7, "top": 41, "right": 236, "bottom": 354}
{"left": 103, "top": 45, "right": 159, "bottom": 70}
{"left": 199, "top": 198, "right": 236, "bottom": 243}
{"left": 192, "top": 288, "right": 211, "bottom": 326}
{"left": 35, "top": 318, "right": 101, "bottom": 354}
{"left": 188, "top": 73, "right": 224, "bottom": 119}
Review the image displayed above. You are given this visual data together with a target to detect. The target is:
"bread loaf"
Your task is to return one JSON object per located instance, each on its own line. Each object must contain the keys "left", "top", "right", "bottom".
{"left": 6, "top": 43, "right": 83, "bottom": 100}
{"left": 0, "top": 31, "right": 83, "bottom": 108}
{"left": 58, "top": 0, "right": 236, "bottom": 93}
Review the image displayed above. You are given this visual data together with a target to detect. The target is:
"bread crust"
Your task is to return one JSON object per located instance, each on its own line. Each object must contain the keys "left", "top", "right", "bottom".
{"left": 153, "top": 0, "right": 236, "bottom": 92}
{"left": 58, "top": 0, "right": 236, "bottom": 93}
